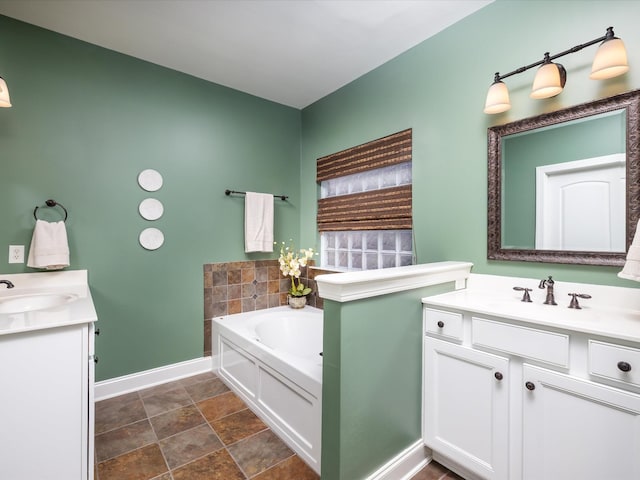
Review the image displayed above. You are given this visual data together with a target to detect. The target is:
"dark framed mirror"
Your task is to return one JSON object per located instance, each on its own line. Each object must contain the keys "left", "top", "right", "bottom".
{"left": 488, "top": 90, "right": 640, "bottom": 266}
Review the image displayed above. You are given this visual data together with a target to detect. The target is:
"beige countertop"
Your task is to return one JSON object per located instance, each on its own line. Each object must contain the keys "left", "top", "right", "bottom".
{"left": 0, "top": 270, "right": 98, "bottom": 335}
{"left": 423, "top": 273, "right": 640, "bottom": 344}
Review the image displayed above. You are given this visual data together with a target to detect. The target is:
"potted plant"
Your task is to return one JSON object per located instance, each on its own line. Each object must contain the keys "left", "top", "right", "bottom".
{"left": 277, "top": 240, "right": 316, "bottom": 308}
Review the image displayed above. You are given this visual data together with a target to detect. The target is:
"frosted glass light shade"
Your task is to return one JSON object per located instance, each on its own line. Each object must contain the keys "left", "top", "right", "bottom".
{"left": 484, "top": 81, "right": 511, "bottom": 114}
{"left": 0, "top": 77, "right": 11, "bottom": 108}
{"left": 590, "top": 37, "right": 629, "bottom": 80}
{"left": 530, "top": 63, "right": 566, "bottom": 99}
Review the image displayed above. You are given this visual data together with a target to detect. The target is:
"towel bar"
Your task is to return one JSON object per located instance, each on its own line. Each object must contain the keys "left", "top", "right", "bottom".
{"left": 225, "top": 189, "right": 288, "bottom": 201}
{"left": 33, "top": 199, "right": 68, "bottom": 222}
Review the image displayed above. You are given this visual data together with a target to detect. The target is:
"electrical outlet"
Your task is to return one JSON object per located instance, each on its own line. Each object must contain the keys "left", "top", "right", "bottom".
{"left": 8, "top": 245, "right": 24, "bottom": 264}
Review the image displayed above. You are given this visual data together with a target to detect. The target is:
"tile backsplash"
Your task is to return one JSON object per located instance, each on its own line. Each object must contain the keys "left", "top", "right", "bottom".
{"left": 203, "top": 260, "right": 334, "bottom": 356}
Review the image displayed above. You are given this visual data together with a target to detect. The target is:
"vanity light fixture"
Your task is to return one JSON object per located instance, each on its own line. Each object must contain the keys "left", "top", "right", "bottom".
{"left": 530, "top": 53, "right": 566, "bottom": 99}
{"left": 0, "top": 75, "right": 11, "bottom": 108}
{"left": 484, "top": 26, "right": 629, "bottom": 114}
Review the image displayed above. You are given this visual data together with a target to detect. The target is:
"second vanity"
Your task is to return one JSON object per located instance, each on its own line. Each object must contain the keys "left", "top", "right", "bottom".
{"left": 0, "top": 270, "right": 97, "bottom": 480}
{"left": 421, "top": 273, "right": 640, "bottom": 480}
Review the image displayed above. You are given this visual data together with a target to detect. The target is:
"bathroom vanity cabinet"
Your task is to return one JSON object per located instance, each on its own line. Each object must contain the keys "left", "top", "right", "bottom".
{"left": 422, "top": 276, "right": 640, "bottom": 480}
{"left": 0, "top": 271, "right": 97, "bottom": 480}
{"left": 0, "top": 322, "right": 95, "bottom": 480}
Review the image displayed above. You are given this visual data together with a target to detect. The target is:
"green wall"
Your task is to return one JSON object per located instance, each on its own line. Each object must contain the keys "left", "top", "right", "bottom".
{"left": 0, "top": 16, "right": 301, "bottom": 381}
{"left": 321, "top": 284, "right": 452, "bottom": 480}
{"left": 300, "top": 0, "right": 640, "bottom": 287}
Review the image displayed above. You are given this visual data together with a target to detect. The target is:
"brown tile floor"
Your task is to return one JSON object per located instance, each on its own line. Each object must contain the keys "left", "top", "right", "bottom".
{"left": 410, "top": 461, "right": 465, "bottom": 480}
{"left": 94, "top": 371, "right": 462, "bottom": 480}
{"left": 94, "top": 371, "right": 319, "bottom": 480}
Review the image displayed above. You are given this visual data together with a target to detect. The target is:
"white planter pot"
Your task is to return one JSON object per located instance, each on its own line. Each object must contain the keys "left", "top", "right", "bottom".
{"left": 288, "top": 295, "right": 307, "bottom": 309}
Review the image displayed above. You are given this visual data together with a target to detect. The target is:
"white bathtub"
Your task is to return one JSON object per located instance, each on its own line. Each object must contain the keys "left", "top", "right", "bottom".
{"left": 213, "top": 306, "right": 323, "bottom": 474}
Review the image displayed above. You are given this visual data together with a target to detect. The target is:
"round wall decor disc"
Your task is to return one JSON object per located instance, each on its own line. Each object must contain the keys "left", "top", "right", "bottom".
{"left": 139, "top": 228, "right": 164, "bottom": 250}
{"left": 138, "top": 169, "right": 163, "bottom": 192}
{"left": 139, "top": 198, "right": 164, "bottom": 220}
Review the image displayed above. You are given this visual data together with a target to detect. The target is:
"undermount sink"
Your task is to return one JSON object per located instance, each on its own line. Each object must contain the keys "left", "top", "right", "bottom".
{"left": 0, "top": 293, "right": 79, "bottom": 314}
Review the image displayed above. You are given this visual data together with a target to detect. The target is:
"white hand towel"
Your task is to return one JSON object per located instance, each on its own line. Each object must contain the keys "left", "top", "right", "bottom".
{"left": 618, "top": 219, "right": 640, "bottom": 281}
{"left": 27, "top": 219, "right": 70, "bottom": 270}
{"left": 244, "top": 192, "right": 274, "bottom": 253}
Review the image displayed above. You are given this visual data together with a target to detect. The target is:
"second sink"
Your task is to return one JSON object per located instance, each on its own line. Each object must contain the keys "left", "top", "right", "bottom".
{"left": 0, "top": 293, "right": 79, "bottom": 314}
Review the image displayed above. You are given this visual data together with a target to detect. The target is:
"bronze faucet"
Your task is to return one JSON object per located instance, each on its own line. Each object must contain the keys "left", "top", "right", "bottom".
{"left": 0, "top": 280, "right": 15, "bottom": 289}
{"left": 538, "top": 276, "right": 557, "bottom": 305}
{"left": 568, "top": 293, "right": 592, "bottom": 309}
{"left": 513, "top": 286, "right": 533, "bottom": 302}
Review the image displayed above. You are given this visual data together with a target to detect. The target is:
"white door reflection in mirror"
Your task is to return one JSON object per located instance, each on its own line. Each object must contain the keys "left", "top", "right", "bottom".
{"left": 536, "top": 154, "right": 626, "bottom": 251}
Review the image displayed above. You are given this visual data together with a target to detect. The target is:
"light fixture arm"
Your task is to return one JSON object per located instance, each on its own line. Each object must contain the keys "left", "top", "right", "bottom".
{"left": 485, "top": 27, "right": 628, "bottom": 114}
{"left": 494, "top": 26, "right": 615, "bottom": 82}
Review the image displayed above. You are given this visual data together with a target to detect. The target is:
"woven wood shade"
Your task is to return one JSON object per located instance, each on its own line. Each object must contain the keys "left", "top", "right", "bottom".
{"left": 317, "top": 129, "right": 413, "bottom": 232}
{"left": 317, "top": 128, "right": 412, "bottom": 182}
{"left": 318, "top": 185, "right": 412, "bottom": 231}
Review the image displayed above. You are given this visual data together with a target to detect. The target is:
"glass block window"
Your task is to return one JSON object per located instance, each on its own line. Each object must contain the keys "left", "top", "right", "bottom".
{"left": 317, "top": 129, "right": 413, "bottom": 271}
{"left": 321, "top": 230, "right": 414, "bottom": 270}
{"left": 319, "top": 163, "right": 413, "bottom": 271}
{"left": 321, "top": 162, "right": 412, "bottom": 198}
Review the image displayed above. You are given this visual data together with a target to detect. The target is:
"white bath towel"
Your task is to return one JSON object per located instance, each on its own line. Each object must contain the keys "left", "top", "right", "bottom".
{"left": 244, "top": 192, "right": 274, "bottom": 253}
{"left": 27, "top": 220, "right": 70, "bottom": 270}
{"left": 619, "top": 219, "right": 640, "bottom": 281}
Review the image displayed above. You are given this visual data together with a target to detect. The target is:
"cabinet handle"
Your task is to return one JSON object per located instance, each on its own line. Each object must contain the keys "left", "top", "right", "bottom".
{"left": 437, "top": 321, "right": 445, "bottom": 328}
{"left": 95, "top": 328, "right": 100, "bottom": 336}
{"left": 94, "top": 356, "right": 99, "bottom": 364}
{"left": 525, "top": 381, "right": 535, "bottom": 391}
{"left": 617, "top": 361, "right": 632, "bottom": 372}
{"left": 494, "top": 371, "right": 504, "bottom": 381}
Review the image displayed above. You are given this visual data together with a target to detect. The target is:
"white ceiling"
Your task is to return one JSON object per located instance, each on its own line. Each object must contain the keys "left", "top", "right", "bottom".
{"left": 0, "top": 0, "right": 493, "bottom": 108}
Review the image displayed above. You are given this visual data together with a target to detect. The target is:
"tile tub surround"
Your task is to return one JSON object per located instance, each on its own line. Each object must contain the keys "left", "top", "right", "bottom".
{"left": 203, "top": 260, "right": 333, "bottom": 356}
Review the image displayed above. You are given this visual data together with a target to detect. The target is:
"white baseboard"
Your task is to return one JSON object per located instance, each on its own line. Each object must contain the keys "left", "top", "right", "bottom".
{"left": 365, "top": 439, "right": 431, "bottom": 480}
{"left": 94, "top": 356, "right": 213, "bottom": 401}
{"left": 211, "top": 353, "right": 220, "bottom": 371}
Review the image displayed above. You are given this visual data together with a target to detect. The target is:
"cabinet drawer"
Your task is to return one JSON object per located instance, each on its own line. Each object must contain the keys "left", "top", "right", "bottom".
{"left": 424, "top": 308, "right": 463, "bottom": 341}
{"left": 589, "top": 340, "right": 640, "bottom": 388}
{"left": 472, "top": 317, "right": 569, "bottom": 367}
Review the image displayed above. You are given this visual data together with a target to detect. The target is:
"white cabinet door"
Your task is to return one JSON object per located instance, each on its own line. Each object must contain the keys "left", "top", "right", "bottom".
{"left": 0, "top": 324, "right": 91, "bottom": 480}
{"left": 522, "top": 364, "right": 640, "bottom": 480}
{"left": 423, "top": 337, "right": 510, "bottom": 480}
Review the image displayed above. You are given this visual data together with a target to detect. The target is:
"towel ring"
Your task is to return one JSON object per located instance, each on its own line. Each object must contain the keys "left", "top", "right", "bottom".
{"left": 34, "top": 199, "right": 68, "bottom": 222}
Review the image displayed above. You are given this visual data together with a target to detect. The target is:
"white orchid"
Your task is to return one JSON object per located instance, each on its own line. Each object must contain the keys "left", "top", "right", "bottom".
{"left": 276, "top": 240, "right": 316, "bottom": 296}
